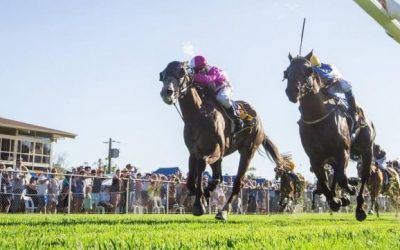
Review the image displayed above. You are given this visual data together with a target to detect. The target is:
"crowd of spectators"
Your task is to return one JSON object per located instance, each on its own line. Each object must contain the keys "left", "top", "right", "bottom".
{"left": 1, "top": 160, "right": 399, "bottom": 214}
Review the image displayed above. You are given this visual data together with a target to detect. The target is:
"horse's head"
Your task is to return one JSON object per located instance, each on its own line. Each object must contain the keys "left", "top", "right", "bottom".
{"left": 283, "top": 51, "right": 318, "bottom": 103}
{"left": 159, "top": 61, "right": 191, "bottom": 105}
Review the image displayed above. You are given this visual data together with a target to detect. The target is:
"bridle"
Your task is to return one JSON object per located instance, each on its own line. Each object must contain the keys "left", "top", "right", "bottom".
{"left": 285, "top": 59, "right": 317, "bottom": 101}
{"left": 285, "top": 59, "right": 336, "bottom": 125}
{"left": 161, "top": 65, "right": 194, "bottom": 102}
{"left": 160, "top": 64, "right": 195, "bottom": 121}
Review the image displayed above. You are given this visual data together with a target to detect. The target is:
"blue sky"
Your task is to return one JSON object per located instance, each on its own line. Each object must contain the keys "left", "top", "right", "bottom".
{"left": 1, "top": 0, "right": 399, "bottom": 181}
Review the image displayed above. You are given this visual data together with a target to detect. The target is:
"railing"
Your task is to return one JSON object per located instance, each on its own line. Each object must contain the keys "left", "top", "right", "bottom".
{"left": 0, "top": 170, "right": 397, "bottom": 214}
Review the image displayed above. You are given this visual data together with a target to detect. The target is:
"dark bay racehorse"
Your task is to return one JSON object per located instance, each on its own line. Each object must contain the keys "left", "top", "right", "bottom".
{"left": 284, "top": 52, "right": 376, "bottom": 221}
{"left": 159, "top": 61, "right": 286, "bottom": 220}
{"left": 357, "top": 161, "right": 400, "bottom": 216}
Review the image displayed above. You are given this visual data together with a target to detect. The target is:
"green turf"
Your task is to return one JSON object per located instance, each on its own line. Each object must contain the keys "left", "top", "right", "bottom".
{"left": 0, "top": 213, "right": 399, "bottom": 249}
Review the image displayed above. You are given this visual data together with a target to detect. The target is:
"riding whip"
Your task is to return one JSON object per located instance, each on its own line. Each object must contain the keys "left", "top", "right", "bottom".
{"left": 299, "top": 18, "right": 306, "bottom": 56}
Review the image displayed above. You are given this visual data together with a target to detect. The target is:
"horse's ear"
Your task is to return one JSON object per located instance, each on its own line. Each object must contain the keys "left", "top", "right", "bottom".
{"left": 305, "top": 50, "right": 313, "bottom": 61}
{"left": 288, "top": 53, "right": 293, "bottom": 61}
{"left": 159, "top": 72, "right": 163, "bottom": 81}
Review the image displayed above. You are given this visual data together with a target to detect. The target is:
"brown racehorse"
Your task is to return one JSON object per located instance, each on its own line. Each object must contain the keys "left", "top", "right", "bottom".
{"left": 275, "top": 167, "right": 305, "bottom": 212}
{"left": 284, "top": 52, "right": 376, "bottom": 221}
{"left": 358, "top": 161, "right": 400, "bottom": 216}
{"left": 159, "top": 61, "right": 286, "bottom": 220}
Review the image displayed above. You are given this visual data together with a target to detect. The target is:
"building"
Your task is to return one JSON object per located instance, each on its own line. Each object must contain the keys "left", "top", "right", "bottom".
{"left": 0, "top": 117, "right": 76, "bottom": 170}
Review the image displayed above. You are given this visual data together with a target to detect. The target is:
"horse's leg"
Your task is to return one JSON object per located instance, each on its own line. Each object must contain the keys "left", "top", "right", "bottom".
{"left": 311, "top": 189, "right": 318, "bottom": 211}
{"left": 279, "top": 195, "right": 286, "bottom": 213}
{"left": 335, "top": 151, "right": 357, "bottom": 196}
{"left": 375, "top": 196, "right": 380, "bottom": 217}
{"left": 186, "top": 155, "right": 197, "bottom": 194}
{"left": 311, "top": 181, "right": 323, "bottom": 210}
{"left": 368, "top": 195, "right": 375, "bottom": 215}
{"left": 355, "top": 148, "right": 373, "bottom": 221}
{"left": 312, "top": 162, "right": 342, "bottom": 212}
{"left": 204, "top": 159, "right": 223, "bottom": 198}
{"left": 192, "top": 159, "right": 207, "bottom": 216}
{"left": 216, "top": 150, "right": 255, "bottom": 220}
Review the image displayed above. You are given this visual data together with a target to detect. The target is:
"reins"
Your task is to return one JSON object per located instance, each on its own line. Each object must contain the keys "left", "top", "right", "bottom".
{"left": 172, "top": 69, "right": 194, "bottom": 122}
{"left": 297, "top": 68, "right": 337, "bottom": 125}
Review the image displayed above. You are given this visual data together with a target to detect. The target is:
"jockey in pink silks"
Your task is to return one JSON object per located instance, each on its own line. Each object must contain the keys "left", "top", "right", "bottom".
{"left": 190, "top": 55, "right": 244, "bottom": 132}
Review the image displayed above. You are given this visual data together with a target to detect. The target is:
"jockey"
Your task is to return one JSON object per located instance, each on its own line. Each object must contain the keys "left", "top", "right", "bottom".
{"left": 373, "top": 144, "right": 390, "bottom": 185}
{"left": 373, "top": 144, "right": 387, "bottom": 170}
{"left": 309, "top": 54, "right": 358, "bottom": 127}
{"left": 190, "top": 55, "right": 244, "bottom": 132}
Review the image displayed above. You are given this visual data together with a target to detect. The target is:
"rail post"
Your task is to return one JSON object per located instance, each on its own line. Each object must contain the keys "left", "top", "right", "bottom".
{"left": 67, "top": 173, "right": 72, "bottom": 214}
{"left": 126, "top": 179, "right": 129, "bottom": 214}
{"left": 166, "top": 182, "right": 169, "bottom": 214}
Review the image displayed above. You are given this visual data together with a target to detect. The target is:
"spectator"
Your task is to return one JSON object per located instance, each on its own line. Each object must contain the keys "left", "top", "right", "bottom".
{"left": 59, "top": 171, "right": 72, "bottom": 213}
{"left": 83, "top": 186, "right": 93, "bottom": 213}
{"left": 98, "top": 186, "right": 112, "bottom": 212}
{"left": 92, "top": 168, "right": 106, "bottom": 209}
{"left": 110, "top": 169, "right": 122, "bottom": 213}
{"left": 10, "top": 159, "right": 26, "bottom": 212}
{"left": 72, "top": 170, "right": 86, "bottom": 213}
{"left": 135, "top": 173, "right": 143, "bottom": 206}
{"left": 0, "top": 165, "right": 12, "bottom": 213}
{"left": 25, "top": 177, "right": 39, "bottom": 209}
{"left": 119, "top": 168, "right": 129, "bottom": 213}
{"left": 37, "top": 170, "right": 49, "bottom": 213}
{"left": 47, "top": 169, "right": 60, "bottom": 214}
{"left": 148, "top": 174, "right": 160, "bottom": 211}
{"left": 141, "top": 174, "right": 151, "bottom": 210}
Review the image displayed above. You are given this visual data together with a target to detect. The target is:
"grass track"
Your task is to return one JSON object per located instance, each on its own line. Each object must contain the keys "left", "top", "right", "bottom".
{"left": 1, "top": 213, "right": 399, "bottom": 249}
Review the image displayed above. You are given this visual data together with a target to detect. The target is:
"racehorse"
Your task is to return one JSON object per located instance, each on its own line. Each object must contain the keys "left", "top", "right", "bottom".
{"left": 357, "top": 161, "right": 400, "bottom": 216}
{"left": 275, "top": 167, "right": 305, "bottom": 212}
{"left": 159, "top": 61, "right": 286, "bottom": 220}
{"left": 283, "top": 52, "right": 376, "bottom": 221}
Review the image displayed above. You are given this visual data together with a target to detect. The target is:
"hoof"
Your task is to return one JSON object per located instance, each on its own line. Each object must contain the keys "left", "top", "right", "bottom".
{"left": 192, "top": 204, "right": 205, "bottom": 216}
{"left": 215, "top": 210, "right": 227, "bottom": 221}
{"left": 368, "top": 210, "right": 374, "bottom": 215}
{"left": 328, "top": 198, "right": 342, "bottom": 212}
{"left": 356, "top": 209, "right": 367, "bottom": 221}
{"left": 340, "top": 197, "right": 351, "bottom": 207}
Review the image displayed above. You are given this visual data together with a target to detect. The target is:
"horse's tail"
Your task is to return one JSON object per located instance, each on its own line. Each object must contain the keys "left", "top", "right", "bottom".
{"left": 262, "top": 135, "right": 286, "bottom": 167}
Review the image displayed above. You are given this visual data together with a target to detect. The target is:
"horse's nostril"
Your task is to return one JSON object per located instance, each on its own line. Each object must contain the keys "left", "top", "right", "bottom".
{"left": 166, "top": 89, "right": 173, "bottom": 95}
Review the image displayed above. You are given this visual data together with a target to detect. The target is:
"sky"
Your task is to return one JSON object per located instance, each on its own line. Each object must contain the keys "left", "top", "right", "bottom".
{"left": 1, "top": 0, "right": 399, "bottom": 181}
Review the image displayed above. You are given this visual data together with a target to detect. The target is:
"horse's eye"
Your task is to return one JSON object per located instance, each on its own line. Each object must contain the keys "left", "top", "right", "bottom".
{"left": 283, "top": 70, "right": 288, "bottom": 79}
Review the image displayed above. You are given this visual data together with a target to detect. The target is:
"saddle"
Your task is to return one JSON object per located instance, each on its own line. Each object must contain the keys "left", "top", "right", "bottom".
{"left": 196, "top": 85, "right": 256, "bottom": 134}
{"left": 233, "top": 103, "right": 257, "bottom": 126}
{"left": 333, "top": 97, "right": 367, "bottom": 137}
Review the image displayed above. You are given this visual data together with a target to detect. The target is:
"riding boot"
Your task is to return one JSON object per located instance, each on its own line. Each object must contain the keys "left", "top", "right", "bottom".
{"left": 227, "top": 106, "right": 244, "bottom": 133}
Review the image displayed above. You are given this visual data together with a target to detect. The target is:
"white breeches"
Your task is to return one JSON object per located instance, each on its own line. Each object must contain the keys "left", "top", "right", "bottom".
{"left": 216, "top": 86, "right": 233, "bottom": 109}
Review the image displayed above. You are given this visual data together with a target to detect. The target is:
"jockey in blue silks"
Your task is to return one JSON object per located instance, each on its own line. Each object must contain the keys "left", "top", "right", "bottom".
{"left": 310, "top": 54, "right": 358, "bottom": 130}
